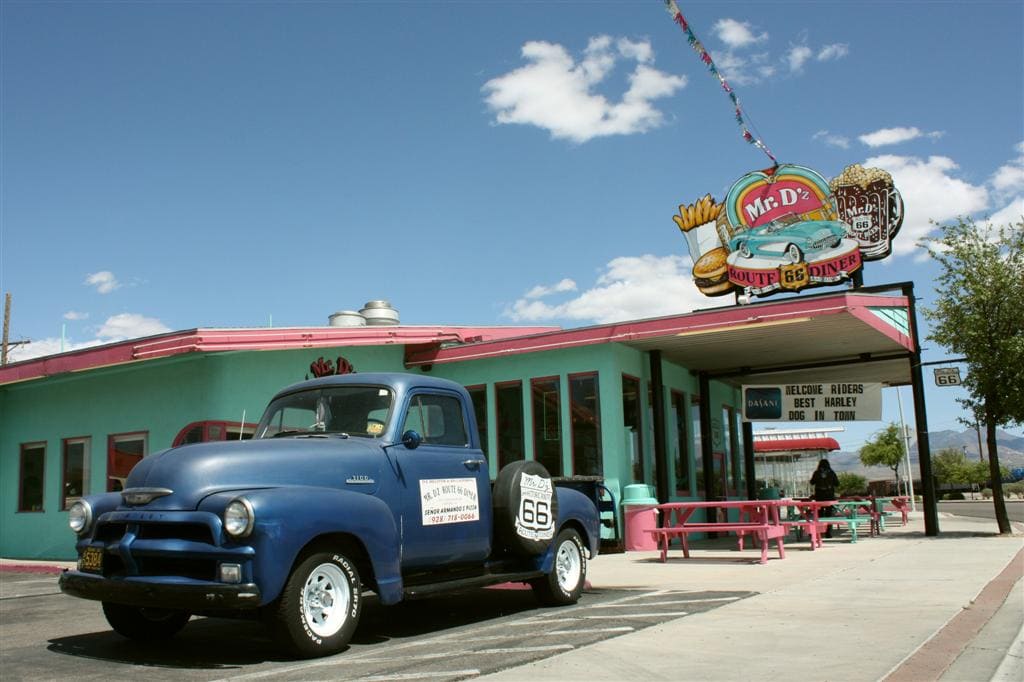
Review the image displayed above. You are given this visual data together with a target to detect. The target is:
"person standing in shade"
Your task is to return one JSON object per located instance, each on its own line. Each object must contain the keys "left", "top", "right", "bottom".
{"left": 811, "top": 459, "right": 840, "bottom": 538}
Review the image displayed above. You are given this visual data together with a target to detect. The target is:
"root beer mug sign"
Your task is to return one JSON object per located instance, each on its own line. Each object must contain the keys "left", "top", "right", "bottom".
{"left": 742, "top": 383, "right": 883, "bottom": 422}
{"left": 674, "top": 163, "right": 904, "bottom": 299}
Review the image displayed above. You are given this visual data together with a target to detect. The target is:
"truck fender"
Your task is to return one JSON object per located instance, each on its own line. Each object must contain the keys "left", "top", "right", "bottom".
{"left": 533, "top": 486, "right": 601, "bottom": 573}
{"left": 210, "top": 487, "right": 404, "bottom": 606}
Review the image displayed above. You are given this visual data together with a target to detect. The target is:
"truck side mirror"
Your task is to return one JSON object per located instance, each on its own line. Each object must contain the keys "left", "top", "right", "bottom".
{"left": 401, "top": 430, "right": 422, "bottom": 450}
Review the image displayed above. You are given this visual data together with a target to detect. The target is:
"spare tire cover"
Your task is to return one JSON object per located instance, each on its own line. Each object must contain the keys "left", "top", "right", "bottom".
{"left": 493, "top": 460, "right": 559, "bottom": 556}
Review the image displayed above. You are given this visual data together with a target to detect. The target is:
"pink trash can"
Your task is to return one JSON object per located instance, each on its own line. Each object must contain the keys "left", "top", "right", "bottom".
{"left": 622, "top": 484, "right": 660, "bottom": 551}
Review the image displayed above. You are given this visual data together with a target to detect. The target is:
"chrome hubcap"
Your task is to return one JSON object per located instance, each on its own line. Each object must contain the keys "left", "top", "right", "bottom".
{"left": 555, "top": 539, "right": 582, "bottom": 591}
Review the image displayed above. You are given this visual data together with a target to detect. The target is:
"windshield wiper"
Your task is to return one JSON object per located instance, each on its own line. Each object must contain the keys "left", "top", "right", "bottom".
{"left": 270, "top": 430, "right": 349, "bottom": 439}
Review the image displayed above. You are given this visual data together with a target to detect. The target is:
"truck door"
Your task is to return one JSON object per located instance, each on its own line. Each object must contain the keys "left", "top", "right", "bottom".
{"left": 395, "top": 390, "right": 491, "bottom": 568}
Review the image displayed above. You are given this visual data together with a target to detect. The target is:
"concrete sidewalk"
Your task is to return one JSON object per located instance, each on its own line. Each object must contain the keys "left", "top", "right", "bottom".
{"left": 482, "top": 513, "right": 1023, "bottom": 682}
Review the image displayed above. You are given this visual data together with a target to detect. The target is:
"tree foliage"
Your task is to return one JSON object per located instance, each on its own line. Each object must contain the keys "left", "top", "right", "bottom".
{"left": 837, "top": 472, "right": 868, "bottom": 496}
{"left": 859, "top": 423, "right": 905, "bottom": 484}
{"left": 921, "top": 217, "right": 1024, "bottom": 534}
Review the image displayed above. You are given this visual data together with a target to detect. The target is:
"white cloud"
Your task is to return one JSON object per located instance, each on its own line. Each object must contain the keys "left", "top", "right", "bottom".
{"left": 865, "top": 155, "right": 990, "bottom": 256}
{"left": 97, "top": 313, "right": 171, "bottom": 340}
{"left": 858, "top": 126, "right": 944, "bottom": 148}
{"left": 524, "top": 278, "right": 577, "bottom": 299}
{"left": 990, "top": 141, "right": 1024, "bottom": 195}
{"left": 505, "top": 255, "right": 708, "bottom": 324}
{"left": 786, "top": 46, "right": 813, "bottom": 72}
{"left": 813, "top": 130, "right": 850, "bottom": 149}
{"left": 63, "top": 311, "right": 89, "bottom": 321}
{"left": 713, "top": 19, "right": 768, "bottom": 49}
{"left": 84, "top": 271, "right": 120, "bottom": 294}
{"left": 482, "top": 36, "right": 686, "bottom": 143}
{"left": 7, "top": 313, "right": 172, "bottom": 362}
{"left": 983, "top": 197, "right": 1024, "bottom": 229}
{"left": 817, "top": 43, "right": 849, "bottom": 61}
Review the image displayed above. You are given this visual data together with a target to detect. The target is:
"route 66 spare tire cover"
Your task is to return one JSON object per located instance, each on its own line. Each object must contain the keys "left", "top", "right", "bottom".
{"left": 493, "top": 460, "right": 559, "bottom": 556}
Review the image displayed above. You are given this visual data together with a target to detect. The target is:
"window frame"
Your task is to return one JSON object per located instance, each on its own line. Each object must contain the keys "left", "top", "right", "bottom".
{"left": 107, "top": 431, "right": 148, "bottom": 492}
{"left": 530, "top": 375, "right": 563, "bottom": 477}
{"left": 670, "top": 390, "right": 691, "bottom": 496}
{"left": 495, "top": 380, "right": 525, "bottom": 470}
{"left": 622, "top": 373, "right": 644, "bottom": 483}
{"left": 61, "top": 436, "right": 91, "bottom": 511}
{"left": 568, "top": 371, "right": 602, "bottom": 477}
{"left": 465, "top": 383, "right": 489, "bottom": 457}
{"left": 402, "top": 391, "right": 470, "bottom": 448}
{"left": 18, "top": 441, "right": 46, "bottom": 513}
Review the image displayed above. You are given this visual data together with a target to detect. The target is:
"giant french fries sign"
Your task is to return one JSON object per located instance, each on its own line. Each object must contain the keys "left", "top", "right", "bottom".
{"left": 673, "top": 163, "right": 903, "bottom": 298}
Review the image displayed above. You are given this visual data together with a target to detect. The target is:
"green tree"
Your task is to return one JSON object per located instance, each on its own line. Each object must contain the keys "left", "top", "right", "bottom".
{"left": 837, "top": 472, "right": 868, "bottom": 496}
{"left": 859, "top": 423, "right": 905, "bottom": 488}
{"left": 921, "top": 218, "right": 1024, "bottom": 534}
{"left": 932, "top": 448, "right": 973, "bottom": 485}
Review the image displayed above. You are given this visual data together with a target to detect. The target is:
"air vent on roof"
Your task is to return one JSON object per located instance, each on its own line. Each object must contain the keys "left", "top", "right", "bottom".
{"left": 360, "top": 300, "right": 399, "bottom": 326}
{"left": 328, "top": 311, "right": 366, "bottom": 327}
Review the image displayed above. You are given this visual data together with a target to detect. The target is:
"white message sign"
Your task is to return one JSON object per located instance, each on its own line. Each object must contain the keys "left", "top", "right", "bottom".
{"left": 420, "top": 478, "right": 480, "bottom": 526}
{"left": 742, "top": 382, "right": 883, "bottom": 422}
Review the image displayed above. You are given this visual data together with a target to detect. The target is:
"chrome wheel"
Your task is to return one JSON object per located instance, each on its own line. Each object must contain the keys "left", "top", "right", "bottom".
{"left": 302, "top": 562, "right": 351, "bottom": 638}
{"left": 554, "top": 537, "right": 582, "bottom": 593}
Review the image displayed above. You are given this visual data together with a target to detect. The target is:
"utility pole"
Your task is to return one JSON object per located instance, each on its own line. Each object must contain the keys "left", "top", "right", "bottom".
{"left": 2, "top": 292, "right": 10, "bottom": 366}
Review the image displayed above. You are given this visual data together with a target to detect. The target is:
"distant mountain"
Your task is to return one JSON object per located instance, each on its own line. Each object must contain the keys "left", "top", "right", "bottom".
{"left": 829, "top": 427, "right": 1024, "bottom": 480}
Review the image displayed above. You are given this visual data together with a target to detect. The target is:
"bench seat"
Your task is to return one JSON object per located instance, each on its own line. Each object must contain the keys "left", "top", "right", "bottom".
{"left": 646, "top": 523, "right": 786, "bottom": 564}
{"left": 817, "top": 514, "right": 877, "bottom": 542}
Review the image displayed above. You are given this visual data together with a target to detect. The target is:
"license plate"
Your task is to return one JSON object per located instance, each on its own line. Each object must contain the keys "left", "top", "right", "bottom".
{"left": 79, "top": 546, "right": 103, "bottom": 573}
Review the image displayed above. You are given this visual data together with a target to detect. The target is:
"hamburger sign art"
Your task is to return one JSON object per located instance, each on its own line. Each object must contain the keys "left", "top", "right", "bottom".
{"left": 674, "top": 163, "right": 903, "bottom": 298}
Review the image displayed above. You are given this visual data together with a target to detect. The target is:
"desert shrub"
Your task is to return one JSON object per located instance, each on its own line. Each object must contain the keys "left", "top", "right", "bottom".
{"left": 981, "top": 488, "right": 993, "bottom": 499}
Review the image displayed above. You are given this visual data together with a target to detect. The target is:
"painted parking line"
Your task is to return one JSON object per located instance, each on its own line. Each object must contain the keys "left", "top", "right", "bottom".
{"left": 355, "top": 671, "right": 481, "bottom": 681}
{"left": 589, "top": 596, "right": 741, "bottom": 607}
{"left": 547, "top": 626, "right": 635, "bottom": 635}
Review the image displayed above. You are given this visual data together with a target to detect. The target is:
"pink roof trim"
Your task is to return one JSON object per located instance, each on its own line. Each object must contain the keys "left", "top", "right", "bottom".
{"left": 0, "top": 325, "right": 560, "bottom": 387}
{"left": 404, "top": 292, "right": 912, "bottom": 366}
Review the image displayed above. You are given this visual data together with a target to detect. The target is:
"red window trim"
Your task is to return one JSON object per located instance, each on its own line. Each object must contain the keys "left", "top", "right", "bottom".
{"left": 18, "top": 441, "right": 46, "bottom": 513}
{"left": 61, "top": 436, "right": 91, "bottom": 511}
{"left": 567, "top": 371, "right": 601, "bottom": 477}
{"left": 495, "top": 380, "right": 524, "bottom": 470}
{"left": 107, "top": 431, "right": 148, "bottom": 492}
{"left": 670, "top": 390, "right": 690, "bottom": 496}
{"left": 622, "top": 374, "right": 644, "bottom": 482}
{"left": 464, "top": 384, "right": 489, "bottom": 457}
{"left": 530, "top": 376, "right": 563, "bottom": 477}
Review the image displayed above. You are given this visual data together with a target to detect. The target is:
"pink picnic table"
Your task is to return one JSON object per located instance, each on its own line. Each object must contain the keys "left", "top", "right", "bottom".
{"left": 645, "top": 499, "right": 790, "bottom": 565}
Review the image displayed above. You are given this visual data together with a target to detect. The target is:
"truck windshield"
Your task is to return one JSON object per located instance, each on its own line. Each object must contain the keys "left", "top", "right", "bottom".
{"left": 255, "top": 385, "right": 394, "bottom": 439}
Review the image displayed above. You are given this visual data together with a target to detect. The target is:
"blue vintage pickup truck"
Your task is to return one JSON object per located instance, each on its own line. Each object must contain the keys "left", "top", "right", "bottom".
{"left": 59, "top": 373, "right": 601, "bottom": 657}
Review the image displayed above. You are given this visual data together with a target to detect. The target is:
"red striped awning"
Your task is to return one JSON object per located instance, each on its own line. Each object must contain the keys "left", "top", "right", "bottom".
{"left": 754, "top": 437, "right": 840, "bottom": 453}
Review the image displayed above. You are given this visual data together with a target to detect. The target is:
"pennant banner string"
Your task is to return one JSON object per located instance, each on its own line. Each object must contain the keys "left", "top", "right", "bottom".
{"left": 663, "top": 0, "right": 778, "bottom": 166}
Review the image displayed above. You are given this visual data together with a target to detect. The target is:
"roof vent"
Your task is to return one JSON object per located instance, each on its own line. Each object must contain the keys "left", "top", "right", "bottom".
{"left": 359, "top": 300, "right": 399, "bottom": 326}
{"left": 328, "top": 311, "right": 366, "bottom": 327}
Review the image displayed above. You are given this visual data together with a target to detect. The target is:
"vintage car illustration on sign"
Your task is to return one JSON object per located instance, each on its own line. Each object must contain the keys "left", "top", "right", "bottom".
{"left": 729, "top": 216, "right": 848, "bottom": 264}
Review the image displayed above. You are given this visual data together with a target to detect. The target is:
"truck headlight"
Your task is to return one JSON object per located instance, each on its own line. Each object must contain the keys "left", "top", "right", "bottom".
{"left": 68, "top": 500, "right": 93, "bottom": 535}
{"left": 224, "top": 498, "right": 255, "bottom": 538}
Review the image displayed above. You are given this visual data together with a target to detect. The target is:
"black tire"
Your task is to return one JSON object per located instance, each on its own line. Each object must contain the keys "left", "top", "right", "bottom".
{"left": 101, "top": 602, "right": 191, "bottom": 641}
{"left": 532, "top": 528, "right": 587, "bottom": 606}
{"left": 493, "top": 460, "right": 559, "bottom": 556}
{"left": 274, "top": 550, "right": 362, "bottom": 658}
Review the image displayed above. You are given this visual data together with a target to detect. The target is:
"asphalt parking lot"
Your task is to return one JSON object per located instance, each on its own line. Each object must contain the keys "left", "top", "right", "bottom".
{"left": 0, "top": 571, "right": 755, "bottom": 681}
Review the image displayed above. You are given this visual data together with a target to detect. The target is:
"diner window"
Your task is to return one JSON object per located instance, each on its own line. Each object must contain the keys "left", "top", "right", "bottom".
{"left": 19, "top": 442, "right": 45, "bottom": 512}
{"left": 173, "top": 421, "right": 256, "bottom": 447}
{"left": 108, "top": 433, "right": 147, "bottom": 492}
{"left": 692, "top": 396, "right": 704, "bottom": 497}
{"left": 622, "top": 375, "right": 643, "bottom": 483}
{"left": 62, "top": 437, "right": 90, "bottom": 510}
{"left": 531, "top": 377, "right": 563, "bottom": 477}
{"left": 496, "top": 381, "right": 524, "bottom": 469}
{"left": 732, "top": 408, "right": 745, "bottom": 495}
{"left": 403, "top": 393, "right": 468, "bottom": 447}
{"left": 671, "top": 392, "right": 690, "bottom": 496}
{"left": 570, "top": 373, "right": 602, "bottom": 477}
{"left": 722, "top": 406, "right": 737, "bottom": 497}
{"left": 467, "top": 385, "right": 489, "bottom": 457}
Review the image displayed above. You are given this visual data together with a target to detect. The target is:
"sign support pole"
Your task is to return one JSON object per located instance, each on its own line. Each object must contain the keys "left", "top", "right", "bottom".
{"left": 904, "top": 283, "right": 938, "bottom": 536}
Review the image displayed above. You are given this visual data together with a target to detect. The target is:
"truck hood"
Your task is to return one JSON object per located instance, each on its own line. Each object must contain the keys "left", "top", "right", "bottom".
{"left": 122, "top": 437, "right": 385, "bottom": 510}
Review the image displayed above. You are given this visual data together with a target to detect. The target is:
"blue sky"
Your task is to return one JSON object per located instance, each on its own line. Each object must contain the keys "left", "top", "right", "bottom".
{"left": 2, "top": 1, "right": 1022, "bottom": 453}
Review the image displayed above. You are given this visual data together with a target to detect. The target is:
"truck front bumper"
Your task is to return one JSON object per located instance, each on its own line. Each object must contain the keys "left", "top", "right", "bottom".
{"left": 59, "top": 570, "right": 262, "bottom": 611}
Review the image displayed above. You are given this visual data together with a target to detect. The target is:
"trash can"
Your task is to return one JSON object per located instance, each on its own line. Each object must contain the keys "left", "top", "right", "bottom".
{"left": 622, "top": 484, "right": 660, "bottom": 551}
